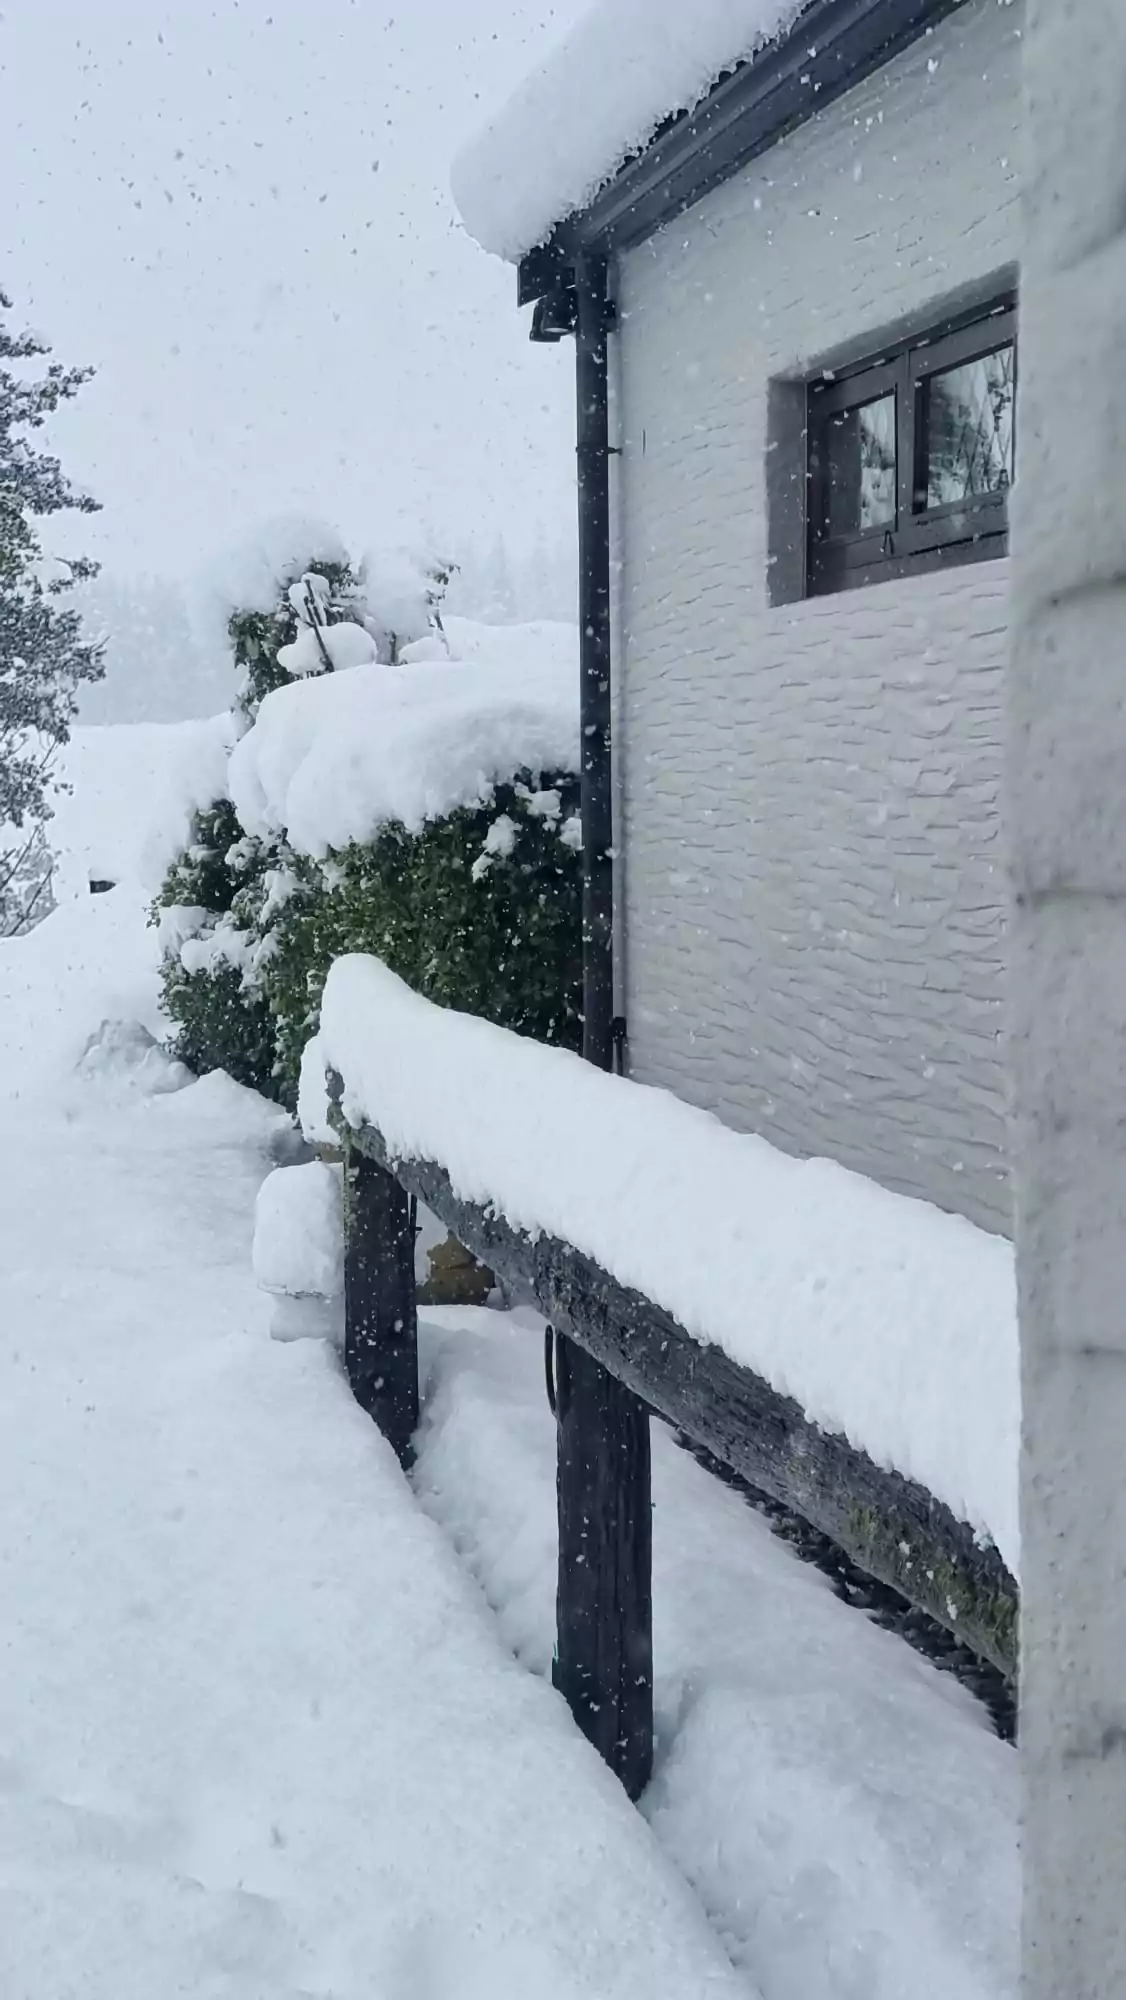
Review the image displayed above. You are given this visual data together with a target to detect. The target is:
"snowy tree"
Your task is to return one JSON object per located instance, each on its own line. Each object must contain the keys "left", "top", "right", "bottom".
{"left": 0, "top": 291, "right": 103, "bottom": 934}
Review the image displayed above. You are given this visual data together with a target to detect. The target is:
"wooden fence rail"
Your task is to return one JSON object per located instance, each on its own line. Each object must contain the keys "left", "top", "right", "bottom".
{"left": 332, "top": 1079, "right": 1017, "bottom": 1796}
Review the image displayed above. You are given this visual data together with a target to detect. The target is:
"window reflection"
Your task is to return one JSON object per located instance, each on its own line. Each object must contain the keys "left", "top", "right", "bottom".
{"left": 823, "top": 393, "right": 897, "bottom": 537}
{"left": 922, "top": 344, "right": 1014, "bottom": 510}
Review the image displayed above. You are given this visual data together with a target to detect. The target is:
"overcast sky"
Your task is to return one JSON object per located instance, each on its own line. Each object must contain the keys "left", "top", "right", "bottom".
{"left": 0, "top": 0, "right": 589, "bottom": 582}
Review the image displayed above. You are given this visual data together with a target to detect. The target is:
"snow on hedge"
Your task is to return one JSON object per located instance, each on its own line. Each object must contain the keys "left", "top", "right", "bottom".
{"left": 228, "top": 651, "right": 577, "bottom": 857}
{"left": 452, "top": 0, "right": 804, "bottom": 260}
{"left": 302, "top": 955, "right": 1020, "bottom": 1574}
{"left": 50, "top": 715, "right": 237, "bottom": 900}
{"left": 205, "top": 514, "right": 352, "bottom": 621}
{"left": 276, "top": 619, "right": 379, "bottom": 677}
{"left": 439, "top": 615, "right": 577, "bottom": 674}
{"left": 200, "top": 515, "right": 444, "bottom": 663}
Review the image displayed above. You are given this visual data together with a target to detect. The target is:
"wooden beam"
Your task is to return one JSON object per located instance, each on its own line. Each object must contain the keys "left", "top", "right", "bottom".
{"left": 334, "top": 1099, "right": 1017, "bottom": 1678}
{"left": 343, "top": 1150, "right": 419, "bottom": 1466}
{"left": 552, "top": 1332, "right": 653, "bottom": 1799}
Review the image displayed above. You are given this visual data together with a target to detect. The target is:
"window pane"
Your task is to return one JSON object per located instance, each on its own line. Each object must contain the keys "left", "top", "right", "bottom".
{"left": 922, "top": 343, "right": 1014, "bottom": 509}
{"left": 822, "top": 392, "right": 897, "bottom": 537}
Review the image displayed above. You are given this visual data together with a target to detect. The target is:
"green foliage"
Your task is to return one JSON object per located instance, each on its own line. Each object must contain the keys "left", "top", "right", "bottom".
{"left": 156, "top": 779, "right": 581, "bottom": 1110}
{"left": 229, "top": 550, "right": 454, "bottom": 718}
{"left": 161, "top": 956, "right": 278, "bottom": 1094}
{"left": 159, "top": 798, "right": 245, "bottom": 914}
{"left": 1, "top": 290, "right": 104, "bottom": 935}
{"left": 155, "top": 553, "right": 368, "bottom": 1095}
{"left": 259, "top": 781, "right": 582, "bottom": 1100}
{"left": 154, "top": 798, "right": 278, "bottom": 1092}
{"left": 154, "top": 551, "right": 580, "bottom": 1106}
{"left": 232, "top": 560, "right": 360, "bottom": 719}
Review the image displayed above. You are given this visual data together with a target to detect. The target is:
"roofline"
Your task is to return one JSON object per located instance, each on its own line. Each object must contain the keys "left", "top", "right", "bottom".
{"left": 517, "top": 0, "right": 965, "bottom": 304}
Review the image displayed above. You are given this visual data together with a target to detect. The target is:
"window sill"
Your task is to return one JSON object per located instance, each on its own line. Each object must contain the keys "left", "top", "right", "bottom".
{"left": 806, "top": 530, "right": 1009, "bottom": 599}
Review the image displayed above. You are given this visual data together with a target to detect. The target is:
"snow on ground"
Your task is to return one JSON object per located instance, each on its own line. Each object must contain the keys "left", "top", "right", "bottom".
{"left": 304, "top": 956, "right": 1019, "bottom": 1572}
{"left": 49, "top": 714, "right": 236, "bottom": 901}
{"left": 228, "top": 649, "right": 578, "bottom": 856}
{"left": 1, "top": 721, "right": 1016, "bottom": 1998}
{"left": 452, "top": 0, "right": 805, "bottom": 259}
{"left": 413, "top": 1305, "right": 1018, "bottom": 2000}
{"left": 0, "top": 904, "right": 748, "bottom": 1998}
{"left": 1, "top": 888, "right": 165, "bottom": 1100}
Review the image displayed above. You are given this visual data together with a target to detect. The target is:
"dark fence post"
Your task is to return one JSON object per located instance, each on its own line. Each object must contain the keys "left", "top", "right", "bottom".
{"left": 553, "top": 1332, "right": 653, "bottom": 1801}
{"left": 549, "top": 253, "right": 654, "bottom": 1800}
{"left": 344, "top": 1150, "right": 419, "bottom": 1466}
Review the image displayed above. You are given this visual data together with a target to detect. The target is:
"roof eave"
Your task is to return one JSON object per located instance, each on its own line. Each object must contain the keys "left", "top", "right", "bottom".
{"left": 517, "top": 0, "right": 965, "bottom": 302}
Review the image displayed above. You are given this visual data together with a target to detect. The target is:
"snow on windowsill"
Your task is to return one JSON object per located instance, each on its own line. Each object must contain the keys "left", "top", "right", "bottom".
{"left": 301, "top": 954, "right": 1019, "bottom": 1576}
{"left": 452, "top": 0, "right": 805, "bottom": 262}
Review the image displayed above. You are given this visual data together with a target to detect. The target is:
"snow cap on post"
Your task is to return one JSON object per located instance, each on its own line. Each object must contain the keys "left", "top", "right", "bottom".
{"left": 451, "top": 0, "right": 804, "bottom": 261}
{"left": 253, "top": 1161, "right": 344, "bottom": 1300}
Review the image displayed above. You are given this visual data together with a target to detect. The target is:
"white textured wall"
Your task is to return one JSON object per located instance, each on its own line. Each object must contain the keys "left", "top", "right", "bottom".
{"left": 1011, "top": 0, "right": 1126, "bottom": 1988}
{"left": 614, "top": 0, "right": 1023, "bottom": 1231}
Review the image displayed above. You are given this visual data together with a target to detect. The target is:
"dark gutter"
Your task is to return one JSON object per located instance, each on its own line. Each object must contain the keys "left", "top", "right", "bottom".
{"left": 519, "top": 0, "right": 965, "bottom": 288}
{"left": 573, "top": 255, "right": 615, "bottom": 1073}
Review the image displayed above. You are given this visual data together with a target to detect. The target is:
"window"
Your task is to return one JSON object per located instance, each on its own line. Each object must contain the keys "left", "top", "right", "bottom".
{"left": 806, "top": 299, "right": 1016, "bottom": 595}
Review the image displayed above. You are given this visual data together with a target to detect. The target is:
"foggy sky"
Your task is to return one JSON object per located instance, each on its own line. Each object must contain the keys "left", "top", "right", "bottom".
{"left": 0, "top": 0, "right": 588, "bottom": 580}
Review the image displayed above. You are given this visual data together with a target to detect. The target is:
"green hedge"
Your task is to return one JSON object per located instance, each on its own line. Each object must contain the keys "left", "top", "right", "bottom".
{"left": 231, "top": 559, "right": 363, "bottom": 716}
{"left": 157, "top": 780, "right": 581, "bottom": 1108}
{"left": 155, "top": 800, "right": 279, "bottom": 1091}
{"left": 260, "top": 786, "right": 582, "bottom": 1097}
{"left": 154, "top": 554, "right": 581, "bottom": 1104}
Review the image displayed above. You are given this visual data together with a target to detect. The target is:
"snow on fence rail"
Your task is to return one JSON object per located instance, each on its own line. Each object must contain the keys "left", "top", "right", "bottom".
{"left": 302, "top": 954, "right": 1019, "bottom": 1793}
{"left": 303, "top": 955, "right": 1019, "bottom": 1569}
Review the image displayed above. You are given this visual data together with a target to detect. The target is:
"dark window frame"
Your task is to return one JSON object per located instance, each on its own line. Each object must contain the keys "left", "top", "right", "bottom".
{"left": 806, "top": 296, "right": 1017, "bottom": 597}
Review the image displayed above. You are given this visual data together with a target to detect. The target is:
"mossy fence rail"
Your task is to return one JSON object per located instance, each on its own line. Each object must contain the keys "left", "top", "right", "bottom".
{"left": 331, "top": 1076, "right": 1017, "bottom": 1802}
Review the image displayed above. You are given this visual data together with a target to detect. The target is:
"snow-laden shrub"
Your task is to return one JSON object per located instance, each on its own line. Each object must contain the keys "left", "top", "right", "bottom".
{"left": 232, "top": 560, "right": 369, "bottom": 720}
{"left": 154, "top": 797, "right": 278, "bottom": 1090}
{"left": 250, "top": 782, "right": 582, "bottom": 1100}
{"left": 155, "top": 547, "right": 385, "bottom": 1089}
{"left": 159, "top": 781, "right": 581, "bottom": 1107}
{"left": 154, "top": 541, "right": 581, "bottom": 1106}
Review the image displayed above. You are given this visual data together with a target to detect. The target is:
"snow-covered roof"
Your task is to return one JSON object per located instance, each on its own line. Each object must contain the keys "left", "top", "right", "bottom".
{"left": 452, "top": 0, "right": 806, "bottom": 262}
